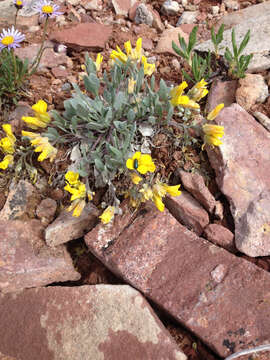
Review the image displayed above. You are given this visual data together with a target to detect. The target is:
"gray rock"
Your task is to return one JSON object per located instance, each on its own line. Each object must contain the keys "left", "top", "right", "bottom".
{"left": 0, "top": 180, "right": 41, "bottom": 221}
{"left": 0, "top": 285, "right": 187, "bottom": 360}
{"left": 217, "top": 1, "right": 270, "bottom": 28}
{"left": 178, "top": 11, "right": 198, "bottom": 24}
{"left": 134, "top": 3, "right": 154, "bottom": 27}
{"left": 196, "top": 13, "right": 270, "bottom": 72}
{"left": 235, "top": 190, "right": 270, "bottom": 256}
{"left": 161, "top": 0, "right": 180, "bottom": 16}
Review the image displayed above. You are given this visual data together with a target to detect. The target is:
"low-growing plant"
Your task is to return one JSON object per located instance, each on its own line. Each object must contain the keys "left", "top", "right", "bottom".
{"left": 172, "top": 24, "right": 253, "bottom": 81}
{"left": 0, "top": 0, "right": 63, "bottom": 104}
{"left": 224, "top": 28, "right": 253, "bottom": 79}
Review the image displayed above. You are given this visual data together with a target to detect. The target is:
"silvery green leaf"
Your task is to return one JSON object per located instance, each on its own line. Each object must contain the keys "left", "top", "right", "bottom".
{"left": 45, "top": 127, "right": 59, "bottom": 141}
{"left": 158, "top": 79, "right": 168, "bottom": 101}
{"left": 138, "top": 123, "right": 154, "bottom": 137}
{"left": 113, "top": 91, "right": 126, "bottom": 110}
{"left": 127, "top": 108, "right": 135, "bottom": 122}
{"left": 113, "top": 120, "right": 127, "bottom": 132}
{"left": 84, "top": 73, "right": 100, "bottom": 96}
{"left": 148, "top": 116, "right": 156, "bottom": 125}
{"left": 85, "top": 53, "right": 96, "bottom": 74}
{"left": 107, "top": 144, "right": 123, "bottom": 159}
{"left": 94, "top": 158, "right": 104, "bottom": 172}
{"left": 136, "top": 67, "right": 145, "bottom": 92}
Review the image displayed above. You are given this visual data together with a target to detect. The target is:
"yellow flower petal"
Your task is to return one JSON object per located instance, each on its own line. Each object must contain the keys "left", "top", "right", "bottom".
{"left": 65, "top": 171, "right": 79, "bottom": 185}
{"left": 32, "top": 99, "right": 47, "bottom": 114}
{"left": 207, "top": 103, "right": 224, "bottom": 121}
{"left": 0, "top": 154, "right": 13, "bottom": 170}
{"left": 163, "top": 184, "right": 181, "bottom": 197}
{"left": 99, "top": 206, "right": 115, "bottom": 224}
{"left": 153, "top": 194, "right": 165, "bottom": 212}
{"left": 131, "top": 172, "right": 142, "bottom": 184}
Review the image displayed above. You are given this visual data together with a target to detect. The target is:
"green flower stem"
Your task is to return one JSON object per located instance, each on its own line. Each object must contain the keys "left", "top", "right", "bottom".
{"left": 11, "top": 50, "right": 18, "bottom": 86}
{"left": 29, "top": 16, "right": 48, "bottom": 73}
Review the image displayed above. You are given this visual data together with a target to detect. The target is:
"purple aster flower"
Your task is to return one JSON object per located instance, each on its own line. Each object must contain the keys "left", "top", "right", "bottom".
{"left": 35, "top": 0, "right": 63, "bottom": 18}
{"left": 0, "top": 26, "right": 25, "bottom": 52}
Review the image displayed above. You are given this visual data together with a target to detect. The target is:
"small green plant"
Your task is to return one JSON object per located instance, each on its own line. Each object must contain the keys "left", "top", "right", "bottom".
{"left": 211, "top": 23, "right": 225, "bottom": 57}
{"left": 172, "top": 24, "right": 253, "bottom": 81}
{"left": 224, "top": 28, "right": 253, "bottom": 79}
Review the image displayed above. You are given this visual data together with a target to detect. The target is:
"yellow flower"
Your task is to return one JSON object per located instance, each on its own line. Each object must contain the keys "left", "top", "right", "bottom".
{"left": 2, "top": 124, "right": 16, "bottom": 143}
{"left": 23, "top": 132, "right": 57, "bottom": 162}
{"left": 99, "top": 206, "right": 115, "bottom": 224}
{"left": 124, "top": 38, "right": 142, "bottom": 61}
{"left": 0, "top": 137, "right": 15, "bottom": 154}
{"left": 170, "top": 82, "right": 200, "bottom": 109}
{"left": 153, "top": 194, "right": 165, "bottom": 212}
{"left": 203, "top": 124, "right": 224, "bottom": 147}
{"left": 0, "top": 124, "right": 16, "bottom": 154}
{"left": 67, "top": 199, "right": 86, "bottom": 217}
{"left": 207, "top": 103, "right": 224, "bottom": 121}
{"left": 64, "top": 182, "right": 86, "bottom": 201}
{"left": 0, "top": 154, "right": 14, "bottom": 170}
{"left": 128, "top": 78, "right": 136, "bottom": 94}
{"left": 189, "top": 79, "right": 208, "bottom": 102}
{"left": 152, "top": 181, "right": 181, "bottom": 212}
{"left": 130, "top": 172, "right": 142, "bottom": 184}
{"left": 22, "top": 100, "right": 50, "bottom": 129}
{"left": 141, "top": 56, "right": 155, "bottom": 76}
{"left": 95, "top": 53, "right": 103, "bottom": 71}
{"left": 126, "top": 152, "right": 156, "bottom": 175}
{"left": 110, "top": 46, "right": 128, "bottom": 63}
{"left": 65, "top": 171, "right": 80, "bottom": 185}
{"left": 170, "top": 81, "right": 188, "bottom": 98}
{"left": 139, "top": 184, "right": 153, "bottom": 201}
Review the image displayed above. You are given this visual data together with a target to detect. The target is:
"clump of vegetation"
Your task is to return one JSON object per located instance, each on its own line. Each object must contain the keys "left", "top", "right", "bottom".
{"left": 172, "top": 24, "right": 253, "bottom": 82}
{"left": 0, "top": 1, "right": 227, "bottom": 225}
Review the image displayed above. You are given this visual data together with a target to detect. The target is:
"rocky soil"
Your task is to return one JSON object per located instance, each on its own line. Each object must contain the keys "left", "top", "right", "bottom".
{"left": 0, "top": 0, "right": 270, "bottom": 359}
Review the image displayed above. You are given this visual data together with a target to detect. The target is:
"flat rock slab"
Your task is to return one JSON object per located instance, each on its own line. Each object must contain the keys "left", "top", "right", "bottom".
{"left": 85, "top": 204, "right": 270, "bottom": 358}
{"left": 217, "top": 1, "right": 270, "bottom": 29}
{"left": 0, "top": 220, "right": 80, "bottom": 293}
{"left": 50, "top": 23, "right": 113, "bottom": 50}
{"left": 45, "top": 203, "right": 99, "bottom": 246}
{"left": 206, "top": 103, "right": 270, "bottom": 256}
{"left": 0, "top": 285, "right": 186, "bottom": 360}
{"left": 196, "top": 12, "right": 270, "bottom": 72}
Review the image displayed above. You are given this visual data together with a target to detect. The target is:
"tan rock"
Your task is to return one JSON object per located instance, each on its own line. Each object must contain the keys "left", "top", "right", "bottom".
{"left": 156, "top": 27, "right": 188, "bottom": 55}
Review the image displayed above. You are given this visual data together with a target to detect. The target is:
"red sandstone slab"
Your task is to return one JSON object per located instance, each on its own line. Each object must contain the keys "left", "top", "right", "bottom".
{"left": 50, "top": 23, "right": 112, "bottom": 50}
{"left": 0, "top": 285, "right": 186, "bottom": 360}
{"left": 85, "top": 204, "right": 270, "bottom": 358}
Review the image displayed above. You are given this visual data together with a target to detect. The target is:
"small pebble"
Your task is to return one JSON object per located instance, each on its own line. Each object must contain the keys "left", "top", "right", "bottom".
{"left": 172, "top": 58, "right": 180, "bottom": 71}
{"left": 224, "top": 0, "right": 239, "bottom": 10}
{"left": 212, "top": 5, "right": 219, "bottom": 15}
{"left": 161, "top": 0, "right": 180, "bottom": 16}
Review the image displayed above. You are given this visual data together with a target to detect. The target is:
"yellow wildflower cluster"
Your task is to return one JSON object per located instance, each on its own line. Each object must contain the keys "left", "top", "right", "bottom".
{"left": 202, "top": 103, "right": 225, "bottom": 147}
{"left": 22, "top": 100, "right": 51, "bottom": 129}
{"left": 170, "top": 81, "right": 200, "bottom": 109}
{"left": 189, "top": 79, "right": 208, "bottom": 102}
{"left": 0, "top": 124, "right": 16, "bottom": 170}
{"left": 22, "top": 131, "right": 57, "bottom": 162}
{"left": 64, "top": 171, "right": 93, "bottom": 217}
{"left": 126, "top": 152, "right": 181, "bottom": 212}
{"left": 110, "top": 38, "right": 155, "bottom": 76}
